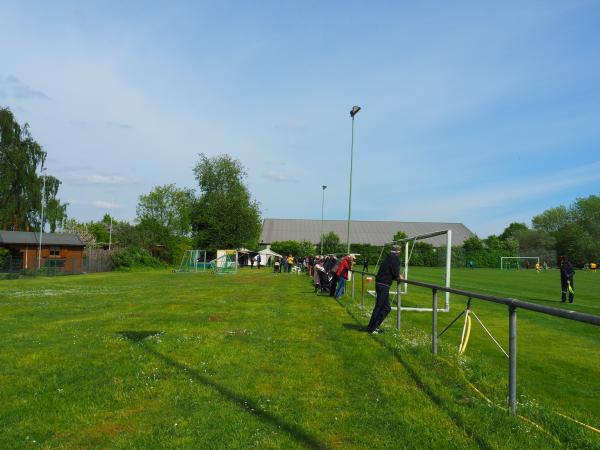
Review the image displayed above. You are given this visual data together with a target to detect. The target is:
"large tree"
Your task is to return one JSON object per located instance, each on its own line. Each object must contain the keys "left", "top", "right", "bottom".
{"left": 0, "top": 108, "right": 66, "bottom": 231}
{"left": 136, "top": 184, "right": 194, "bottom": 236}
{"left": 191, "top": 153, "right": 261, "bottom": 252}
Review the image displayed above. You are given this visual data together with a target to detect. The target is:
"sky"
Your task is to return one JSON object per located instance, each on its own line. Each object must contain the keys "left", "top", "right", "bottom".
{"left": 1, "top": 0, "right": 599, "bottom": 237}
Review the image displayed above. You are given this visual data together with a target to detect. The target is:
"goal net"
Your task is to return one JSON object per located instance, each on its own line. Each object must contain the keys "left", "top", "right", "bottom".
{"left": 177, "top": 250, "right": 208, "bottom": 273}
{"left": 500, "top": 256, "right": 539, "bottom": 270}
{"left": 211, "top": 250, "right": 238, "bottom": 275}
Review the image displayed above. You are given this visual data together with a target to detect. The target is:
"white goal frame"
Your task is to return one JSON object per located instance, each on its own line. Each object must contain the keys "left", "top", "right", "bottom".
{"left": 369, "top": 230, "right": 452, "bottom": 312}
{"left": 500, "top": 256, "right": 539, "bottom": 270}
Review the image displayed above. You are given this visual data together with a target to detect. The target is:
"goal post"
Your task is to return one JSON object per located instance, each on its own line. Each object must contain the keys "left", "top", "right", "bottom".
{"left": 177, "top": 250, "right": 208, "bottom": 273}
{"left": 395, "top": 229, "right": 452, "bottom": 311}
{"left": 500, "top": 256, "right": 539, "bottom": 270}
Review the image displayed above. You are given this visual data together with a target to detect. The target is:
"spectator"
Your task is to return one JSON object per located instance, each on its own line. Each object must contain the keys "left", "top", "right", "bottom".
{"left": 256, "top": 253, "right": 262, "bottom": 269}
{"left": 335, "top": 255, "right": 355, "bottom": 299}
{"left": 367, "top": 245, "right": 403, "bottom": 334}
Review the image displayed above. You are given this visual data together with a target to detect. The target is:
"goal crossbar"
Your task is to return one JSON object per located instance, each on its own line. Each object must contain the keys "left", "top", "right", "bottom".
{"left": 500, "top": 256, "right": 539, "bottom": 270}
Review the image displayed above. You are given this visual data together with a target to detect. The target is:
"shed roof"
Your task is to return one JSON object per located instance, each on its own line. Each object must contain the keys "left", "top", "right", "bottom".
{"left": 260, "top": 219, "right": 474, "bottom": 247}
{"left": 0, "top": 231, "right": 85, "bottom": 247}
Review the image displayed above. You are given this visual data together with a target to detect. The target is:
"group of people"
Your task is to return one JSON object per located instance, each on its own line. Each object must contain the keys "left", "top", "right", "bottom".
{"left": 307, "top": 247, "right": 402, "bottom": 334}
{"left": 272, "top": 255, "right": 298, "bottom": 273}
{"left": 311, "top": 254, "right": 355, "bottom": 299}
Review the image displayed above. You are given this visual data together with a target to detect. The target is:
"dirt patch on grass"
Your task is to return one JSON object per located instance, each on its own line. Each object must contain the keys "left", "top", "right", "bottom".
{"left": 83, "top": 421, "right": 133, "bottom": 440}
{"left": 208, "top": 315, "right": 222, "bottom": 322}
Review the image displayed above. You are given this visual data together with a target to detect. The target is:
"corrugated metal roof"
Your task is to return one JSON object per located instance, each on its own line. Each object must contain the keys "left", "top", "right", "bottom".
{"left": 260, "top": 219, "right": 474, "bottom": 247}
{"left": 0, "top": 231, "right": 85, "bottom": 246}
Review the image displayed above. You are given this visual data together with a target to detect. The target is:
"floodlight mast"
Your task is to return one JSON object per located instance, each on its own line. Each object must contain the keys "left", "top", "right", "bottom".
{"left": 320, "top": 185, "right": 327, "bottom": 255}
{"left": 346, "top": 105, "right": 361, "bottom": 254}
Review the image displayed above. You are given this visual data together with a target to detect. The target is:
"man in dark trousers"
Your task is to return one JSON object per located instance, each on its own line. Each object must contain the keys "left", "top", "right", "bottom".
{"left": 363, "top": 256, "right": 369, "bottom": 272}
{"left": 560, "top": 255, "right": 575, "bottom": 303}
{"left": 367, "top": 245, "right": 403, "bottom": 333}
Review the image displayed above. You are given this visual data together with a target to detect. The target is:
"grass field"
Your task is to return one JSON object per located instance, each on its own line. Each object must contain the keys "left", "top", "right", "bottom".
{"left": 1, "top": 267, "right": 599, "bottom": 449}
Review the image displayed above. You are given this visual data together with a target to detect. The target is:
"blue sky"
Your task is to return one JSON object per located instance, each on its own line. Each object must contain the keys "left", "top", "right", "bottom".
{"left": 1, "top": 0, "right": 599, "bottom": 236}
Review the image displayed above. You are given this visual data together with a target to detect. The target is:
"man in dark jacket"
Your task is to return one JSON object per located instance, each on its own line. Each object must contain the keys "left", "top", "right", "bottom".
{"left": 560, "top": 255, "right": 575, "bottom": 303}
{"left": 367, "top": 245, "right": 403, "bottom": 333}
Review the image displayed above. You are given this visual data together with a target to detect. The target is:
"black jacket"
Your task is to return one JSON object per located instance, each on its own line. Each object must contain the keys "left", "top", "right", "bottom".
{"left": 376, "top": 253, "right": 401, "bottom": 286}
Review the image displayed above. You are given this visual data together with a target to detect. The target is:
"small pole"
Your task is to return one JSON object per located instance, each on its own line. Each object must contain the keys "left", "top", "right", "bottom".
{"left": 508, "top": 305, "right": 517, "bottom": 415}
{"left": 351, "top": 270, "right": 355, "bottom": 301}
{"left": 361, "top": 272, "right": 365, "bottom": 308}
{"left": 37, "top": 167, "right": 47, "bottom": 270}
{"left": 432, "top": 288, "right": 438, "bottom": 355}
{"left": 396, "top": 282, "right": 401, "bottom": 330}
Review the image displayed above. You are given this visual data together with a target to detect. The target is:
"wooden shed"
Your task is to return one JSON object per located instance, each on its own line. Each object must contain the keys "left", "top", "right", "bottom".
{"left": 0, "top": 230, "right": 86, "bottom": 273}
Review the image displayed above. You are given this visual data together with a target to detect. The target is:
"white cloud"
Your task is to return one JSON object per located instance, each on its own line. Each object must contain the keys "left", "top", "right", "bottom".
{"left": 92, "top": 200, "right": 122, "bottom": 209}
{"left": 263, "top": 172, "right": 298, "bottom": 183}
{"left": 76, "top": 174, "right": 131, "bottom": 185}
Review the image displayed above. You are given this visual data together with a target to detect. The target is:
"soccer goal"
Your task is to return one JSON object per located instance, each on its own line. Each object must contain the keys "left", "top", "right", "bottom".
{"left": 176, "top": 250, "right": 208, "bottom": 273}
{"left": 211, "top": 250, "right": 238, "bottom": 275}
{"left": 500, "top": 256, "right": 539, "bottom": 270}
{"left": 370, "top": 230, "right": 452, "bottom": 312}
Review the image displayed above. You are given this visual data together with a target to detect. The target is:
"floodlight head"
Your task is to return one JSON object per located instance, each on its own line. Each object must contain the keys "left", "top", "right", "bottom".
{"left": 350, "top": 105, "right": 361, "bottom": 118}
{"left": 322, "top": 185, "right": 327, "bottom": 190}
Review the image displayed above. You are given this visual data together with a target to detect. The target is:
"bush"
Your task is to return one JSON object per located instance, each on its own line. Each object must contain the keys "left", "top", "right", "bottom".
{"left": 112, "top": 246, "right": 165, "bottom": 270}
{"left": 0, "top": 247, "right": 9, "bottom": 268}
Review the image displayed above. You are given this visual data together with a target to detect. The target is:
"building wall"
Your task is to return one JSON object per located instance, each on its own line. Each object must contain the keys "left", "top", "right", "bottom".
{"left": 10, "top": 245, "right": 84, "bottom": 273}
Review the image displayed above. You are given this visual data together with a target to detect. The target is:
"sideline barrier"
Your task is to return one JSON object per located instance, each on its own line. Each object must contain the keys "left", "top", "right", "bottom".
{"left": 355, "top": 270, "right": 600, "bottom": 416}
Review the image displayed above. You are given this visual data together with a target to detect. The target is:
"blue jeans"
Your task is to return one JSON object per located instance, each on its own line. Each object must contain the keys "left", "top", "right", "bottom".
{"left": 335, "top": 277, "right": 346, "bottom": 298}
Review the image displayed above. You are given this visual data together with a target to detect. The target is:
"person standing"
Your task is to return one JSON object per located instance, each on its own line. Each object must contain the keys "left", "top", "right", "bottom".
{"left": 335, "top": 255, "right": 355, "bottom": 299}
{"left": 367, "top": 245, "right": 403, "bottom": 334}
{"left": 250, "top": 256, "right": 255, "bottom": 269}
{"left": 256, "top": 253, "right": 262, "bottom": 269}
{"left": 560, "top": 255, "right": 575, "bottom": 303}
{"left": 363, "top": 256, "right": 369, "bottom": 273}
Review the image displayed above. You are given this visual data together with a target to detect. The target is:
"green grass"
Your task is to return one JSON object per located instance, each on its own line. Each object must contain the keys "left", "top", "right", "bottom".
{"left": 0, "top": 268, "right": 598, "bottom": 449}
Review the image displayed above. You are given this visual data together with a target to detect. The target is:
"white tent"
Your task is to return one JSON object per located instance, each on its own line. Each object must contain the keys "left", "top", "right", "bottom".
{"left": 258, "top": 248, "right": 282, "bottom": 266}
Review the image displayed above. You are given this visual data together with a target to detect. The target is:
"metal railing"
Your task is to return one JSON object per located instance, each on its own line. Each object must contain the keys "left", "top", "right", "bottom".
{"left": 351, "top": 270, "right": 600, "bottom": 415}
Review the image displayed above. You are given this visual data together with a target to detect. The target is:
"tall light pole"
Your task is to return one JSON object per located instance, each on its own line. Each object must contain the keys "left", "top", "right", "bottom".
{"left": 347, "top": 105, "right": 361, "bottom": 254}
{"left": 108, "top": 215, "right": 113, "bottom": 251}
{"left": 37, "top": 166, "right": 47, "bottom": 270}
{"left": 320, "top": 185, "right": 327, "bottom": 255}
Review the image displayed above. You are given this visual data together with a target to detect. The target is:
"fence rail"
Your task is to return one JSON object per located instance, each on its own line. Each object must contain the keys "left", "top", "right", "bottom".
{"left": 353, "top": 270, "right": 600, "bottom": 415}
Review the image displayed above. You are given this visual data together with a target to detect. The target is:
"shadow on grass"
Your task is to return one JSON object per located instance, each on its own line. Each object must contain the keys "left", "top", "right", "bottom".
{"left": 334, "top": 300, "right": 494, "bottom": 450}
{"left": 342, "top": 323, "right": 365, "bottom": 332}
{"left": 119, "top": 332, "right": 328, "bottom": 450}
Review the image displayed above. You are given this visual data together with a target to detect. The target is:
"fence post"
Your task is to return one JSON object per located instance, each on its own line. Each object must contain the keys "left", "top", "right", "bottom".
{"left": 432, "top": 288, "right": 438, "bottom": 355}
{"left": 396, "top": 282, "right": 401, "bottom": 331}
{"left": 361, "top": 272, "right": 365, "bottom": 308}
{"left": 508, "top": 305, "right": 517, "bottom": 415}
{"left": 352, "top": 270, "right": 355, "bottom": 301}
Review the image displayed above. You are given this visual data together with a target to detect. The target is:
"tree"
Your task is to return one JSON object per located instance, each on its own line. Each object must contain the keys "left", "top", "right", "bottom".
{"left": 500, "top": 222, "right": 528, "bottom": 240}
{"left": 321, "top": 231, "right": 342, "bottom": 254}
{"left": 462, "top": 236, "right": 484, "bottom": 252}
{"left": 191, "top": 154, "right": 261, "bottom": 252}
{"left": 532, "top": 206, "right": 571, "bottom": 234}
{"left": 0, "top": 108, "right": 67, "bottom": 231}
{"left": 136, "top": 184, "right": 194, "bottom": 236}
{"left": 393, "top": 230, "right": 408, "bottom": 242}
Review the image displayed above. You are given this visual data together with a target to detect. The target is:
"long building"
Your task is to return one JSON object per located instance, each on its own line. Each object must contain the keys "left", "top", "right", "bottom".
{"left": 260, "top": 219, "right": 474, "bottom": 247}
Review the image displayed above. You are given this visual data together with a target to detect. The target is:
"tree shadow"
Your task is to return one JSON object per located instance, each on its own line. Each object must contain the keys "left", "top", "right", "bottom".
{"left": 117, "top": 331, "right": 164, "bottom": 342}
{"left": 119, "top": 332, "right": 328, "bottom": 449}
